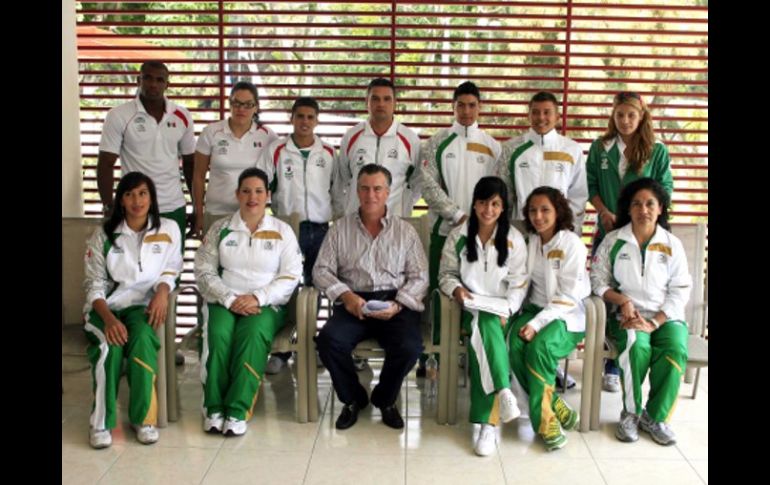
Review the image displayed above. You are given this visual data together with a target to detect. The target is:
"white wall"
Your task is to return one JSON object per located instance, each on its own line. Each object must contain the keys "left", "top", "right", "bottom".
{"left": 62, "top": 0, "right": 83, "bottom": 217}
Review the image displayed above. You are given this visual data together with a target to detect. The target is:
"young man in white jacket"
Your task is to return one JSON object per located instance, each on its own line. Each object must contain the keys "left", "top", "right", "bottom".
{"left": 419, "top": 81, "right": 502, "bottom": 374}
{"left": 497, "top": 91, "right": 587, "bottom": 235}
{"left": 259, "top": 97, "right": 343, "bottom": 373}
{"left": 420, "top": 81, "right": 502, "bottom": 292}
{"left": 337, "top": 78, "right": 421, "bottom": 218}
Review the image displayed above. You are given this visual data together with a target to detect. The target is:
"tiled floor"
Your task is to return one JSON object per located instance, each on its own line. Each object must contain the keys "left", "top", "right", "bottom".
{"left": 62, "top": 326, "right": 708, "bottom": 485}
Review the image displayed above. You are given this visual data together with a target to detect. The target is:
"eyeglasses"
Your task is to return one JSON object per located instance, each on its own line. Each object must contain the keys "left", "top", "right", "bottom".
{"left": 231, "top": 100, "right": 257, "bottom": 110}
{"left": 616, "top": 91, "right": 642, "bottom": 102}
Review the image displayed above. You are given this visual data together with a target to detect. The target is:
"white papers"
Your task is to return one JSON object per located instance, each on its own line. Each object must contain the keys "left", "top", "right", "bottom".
{"left": 462, "top": 293, "right": 510, "bottom": 318}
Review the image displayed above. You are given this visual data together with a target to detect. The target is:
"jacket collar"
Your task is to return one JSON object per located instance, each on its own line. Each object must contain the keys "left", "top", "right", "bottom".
{"left": 229, "top": 211, "right": 273, "bottom": 234}
{"left": 525, "top": 127, "right": 559, "bottom": 148}
{"left": 617, "top": 222, "right": 669, "bottom": 249}
{"left": 450, "top": 120, "right": 479, "bottom": 138}
{"left": 284, "top": 134, "right": 323, "bottom": 154}
{"left": 364, "top": 119, "right": 399, "bottom": 137}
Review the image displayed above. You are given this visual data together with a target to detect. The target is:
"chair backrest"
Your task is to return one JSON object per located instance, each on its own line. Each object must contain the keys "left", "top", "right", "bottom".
{"left": 403, "top": 214, "right": 430, "bottom": 255}
{"left": 670, "top": 222, "right": 707, "bottom": 337}
{"left": 62, "top": 217, "right": 103, "bottom": 326}
{"left": 275, "top": 212, "right": 301, "bottom": 239}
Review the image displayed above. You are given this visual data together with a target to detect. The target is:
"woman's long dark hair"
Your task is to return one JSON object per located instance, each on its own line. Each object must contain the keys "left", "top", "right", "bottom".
{"left": 103, "top": 172, "right": 161, "bottom": 248}
{"left": 615, "top": 177, "right": 671, "bottom": 230}
{"left": 466, "top": 176, "right": 510, "bottom": 267}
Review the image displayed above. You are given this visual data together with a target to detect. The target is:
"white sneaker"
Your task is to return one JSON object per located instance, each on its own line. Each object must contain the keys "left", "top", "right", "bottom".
{"left": 222, "top": 417, "right": 247, "bottom": 436}
{"left": 265, "top": 355, "right": 288, "bottom": 375}
{"left": 132, "top": 424, "right": 159, "bottom": 445}
{"left": 474, "top": 424, "right": 497, "bottom": 456}
{"left": 203, "top": 412, "right": 224, "bottom": 433}
{"left": 498, "top": 388, "right": 521, "bottom": 423}
{"left": 603, "top": 374, "right": 621, "bottom": 393}
{"left": 353, "top": 358, "right": 368, "bottom": 371}
{"left": 89, "top": 427, "right": 112, "bottom": 449}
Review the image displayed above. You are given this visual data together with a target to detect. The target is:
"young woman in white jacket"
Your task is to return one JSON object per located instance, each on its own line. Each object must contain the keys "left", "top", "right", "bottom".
{"left": 438, "top": 176, "right": 528, "bottom": 456}
{"left": 83, "top": 172, "right": 183, "bottom": 449}
{"left": 194, "top": 168, "right": 303, "bottom": 437}
{"left": 509, "top": 186, "right": 591, "bottom": 451}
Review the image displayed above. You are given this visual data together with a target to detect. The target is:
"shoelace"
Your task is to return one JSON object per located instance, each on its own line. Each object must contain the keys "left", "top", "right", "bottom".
{"left": 553, "top": 398, "right": 572, "bottom": 424}
{"left": 544, "top": 417, "right": 562, "bottom": 440}
{"left": 620, "top": 414, "right": 638, "bottom": 431}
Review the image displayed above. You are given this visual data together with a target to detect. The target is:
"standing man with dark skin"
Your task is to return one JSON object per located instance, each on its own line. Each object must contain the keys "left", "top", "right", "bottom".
{"left": 97, "top": 61, "right": 196, "bottom": 243}
{"left": 313, "top": 164, "right": 428, "bottom": 430}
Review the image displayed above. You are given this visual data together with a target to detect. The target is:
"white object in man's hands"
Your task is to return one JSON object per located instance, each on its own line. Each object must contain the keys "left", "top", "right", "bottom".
{"left": 363, "top": 300, "right": 392, "bottom": 314}
{"left": 462, "top": 293, "right": 510, "bottom": 318}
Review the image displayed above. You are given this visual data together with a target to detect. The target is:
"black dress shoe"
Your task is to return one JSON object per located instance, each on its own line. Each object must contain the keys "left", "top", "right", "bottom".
{"left": 335, "top": 402, "right": 360, "bottom": 430}
{"left": 380, "top": 405, "right": 404, "bottom": 429}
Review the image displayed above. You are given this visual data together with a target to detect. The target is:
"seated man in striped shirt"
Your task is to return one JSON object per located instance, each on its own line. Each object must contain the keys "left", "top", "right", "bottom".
{"left": 313, "top": 164, "right": 429, "bottom": 431}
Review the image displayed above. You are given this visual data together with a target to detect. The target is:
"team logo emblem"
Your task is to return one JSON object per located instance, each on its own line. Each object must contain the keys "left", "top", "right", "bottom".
{"left": 263, "top": 241, "right": 274, "bottom": 250}
{"left": 387, "top": 148, "right": 397, "bottom": 158}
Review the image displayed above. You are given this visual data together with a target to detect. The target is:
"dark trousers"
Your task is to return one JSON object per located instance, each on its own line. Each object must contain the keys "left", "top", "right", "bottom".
{"left": 299, "top": 221, "right": 329, "bottom": 286}
{"left": 316, "top": 290, "right": 423, "bottom": 408}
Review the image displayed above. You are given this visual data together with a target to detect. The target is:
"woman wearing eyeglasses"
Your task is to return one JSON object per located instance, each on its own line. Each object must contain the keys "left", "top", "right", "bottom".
{"left": 586, "top": 91, "right": 674, "bottom": 393}
{"left": 192, "top": 81, "right": 278, "bottom": 238}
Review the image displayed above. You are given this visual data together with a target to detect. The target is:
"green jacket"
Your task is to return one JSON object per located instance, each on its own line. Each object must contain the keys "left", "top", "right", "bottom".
{"left": 586, "top": 137, "right": 673, "bottom": 239}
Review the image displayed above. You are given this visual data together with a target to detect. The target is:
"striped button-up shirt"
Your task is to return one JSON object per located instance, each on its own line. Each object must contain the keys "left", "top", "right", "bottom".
{"left": 312, "top": 211, "right": 429, "bottom": 311}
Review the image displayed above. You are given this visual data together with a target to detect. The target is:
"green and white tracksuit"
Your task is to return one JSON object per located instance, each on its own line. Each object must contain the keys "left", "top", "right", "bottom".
{"left": 421, "top": 121, "right": 501, "bottom": 351}
{"left": 83, "top": 217, "right": 183, "bottom": 430}
{"left": 337, "top": 120, "right": 422, "bottom": 218}
{"left": 508, "top": 230, "right": 590, "bottom": 437}
{"left": 586, "top": 137, "right": 673, "bottom": 242}
{"left": 420, "top": 121, "right": 501, "bottom": 291}
{"left": 260, "top": 134, "right": 345, "bottom": 222}
{"left": 590, "top": 223, "right": 691, "bottom": 422}
{"left": 497, "top": 128, "right": 587, "bottom": 234}
{"left": 194, "top": 213, "right": 302, "bottom": 421}
{"left": 438, "top": 223, "right": 527, "bottom": 424}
